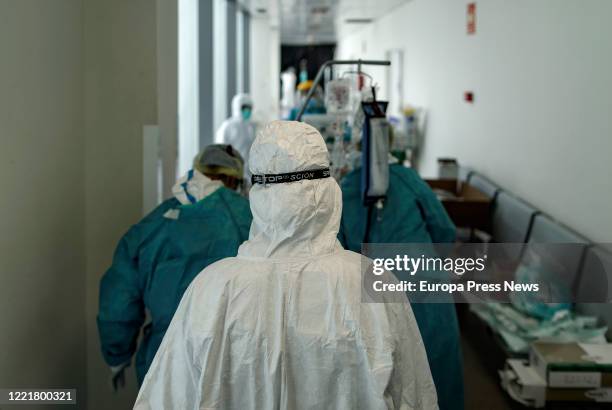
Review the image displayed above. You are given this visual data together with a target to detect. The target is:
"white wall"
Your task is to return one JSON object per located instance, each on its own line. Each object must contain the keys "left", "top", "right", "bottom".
{"left": 83, "top": 0, "right": 159, "bottom": 408}
{"left": 336, "top": 0, "right": 612, "bottom": 242}
{"left": 178, "top": 0, "right": 200, "bottom": 175}
{"left": 214, "top": 0, "right": 230, "bottom": 132}
{"left": 250, "top": 16, "right": 280, "bottom": 123}
{"left": 0, "top": 1, "right": 86, "bottom": 409}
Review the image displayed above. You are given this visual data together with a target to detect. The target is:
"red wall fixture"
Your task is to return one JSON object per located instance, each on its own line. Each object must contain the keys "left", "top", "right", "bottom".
{"left": 467, "top": 3, "right": 476, "bottom": 35}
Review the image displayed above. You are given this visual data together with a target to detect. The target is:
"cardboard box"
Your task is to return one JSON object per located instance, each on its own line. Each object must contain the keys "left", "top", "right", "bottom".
{"left": 425, "top": 179, "right": 492, "bottom": 231}
{"left": 546, "top": 387, "right": 612, "bottom": 403}
{"left": 530, "top": 342, "right": 612, "bottom": 388}
{"left": 501, "top": 359, "right": 612, "bottom": 407}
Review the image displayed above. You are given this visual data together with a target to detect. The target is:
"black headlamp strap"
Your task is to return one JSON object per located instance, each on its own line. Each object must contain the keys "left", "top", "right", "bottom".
{"left": 251, "top": 168, "right": 331, "bottom": 185}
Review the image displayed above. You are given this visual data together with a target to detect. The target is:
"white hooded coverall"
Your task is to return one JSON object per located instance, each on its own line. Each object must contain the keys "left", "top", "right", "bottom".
{"left": 134, "top": 121, "right": 438, "bottom": 410}
{"left": 215, "top": 93, "right": 256, "bottom": 176}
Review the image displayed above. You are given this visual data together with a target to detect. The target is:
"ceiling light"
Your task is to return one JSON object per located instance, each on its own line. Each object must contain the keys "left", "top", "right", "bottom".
{"left": 311, "top": 6, "right": 329, "bottom": 15}
{"left": 344, "top": 18, "right": 373, "bottom": 24}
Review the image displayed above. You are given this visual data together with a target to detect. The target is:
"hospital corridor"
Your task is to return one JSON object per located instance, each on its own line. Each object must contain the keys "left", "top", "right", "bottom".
{"left": 1, "top": 0, "right": 612, "bottom": 409}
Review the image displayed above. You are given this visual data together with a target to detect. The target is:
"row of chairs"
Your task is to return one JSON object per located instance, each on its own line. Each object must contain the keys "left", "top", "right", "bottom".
{"left": 461, "top": 168, "right": 612, "bottom": 337}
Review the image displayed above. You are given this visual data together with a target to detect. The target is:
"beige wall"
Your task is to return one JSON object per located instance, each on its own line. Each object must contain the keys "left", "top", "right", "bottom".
{"left": 1, "top": 0, "right": 165, "bottom": 408}
{"left": 337, "top": 0, "right": 612, "bottom": 242}
{"left": 0, "top": 0, "right": 86, "bottom": 409}
{"left": 156, "top": 0, "right": 179, "bottom": 199}
{"left": 83, "top": 0, "right": 159, "bottom": 408}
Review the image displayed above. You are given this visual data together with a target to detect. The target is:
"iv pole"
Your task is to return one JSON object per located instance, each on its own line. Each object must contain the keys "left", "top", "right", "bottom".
{"left": 295, "top": 59, "right": 391, "bottom": 121}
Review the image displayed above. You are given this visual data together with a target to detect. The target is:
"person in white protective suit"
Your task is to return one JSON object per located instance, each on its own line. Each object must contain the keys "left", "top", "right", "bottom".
{"left": 134, "top": 121, "right": 438, "bottom": 410}
{"left": 215, "top": 93, "right": 256, "bottom": 178}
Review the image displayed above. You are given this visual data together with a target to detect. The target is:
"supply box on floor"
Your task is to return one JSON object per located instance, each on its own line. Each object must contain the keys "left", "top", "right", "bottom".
{"left": 501, "top": 342, "right": 612, "bottom": 407}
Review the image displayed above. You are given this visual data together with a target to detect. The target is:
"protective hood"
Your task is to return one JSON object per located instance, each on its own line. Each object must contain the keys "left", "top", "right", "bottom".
{"left": 134, "top": 125, "right": 438, "bottom": 410}
{"left": 231, "top": 93, "right": 253, "bottom": 119}
{"left": 238, "top": 121, "right": 343, "bottom": 259}
{"left": 171, "top": 169, "right": 223, "bottom": 205}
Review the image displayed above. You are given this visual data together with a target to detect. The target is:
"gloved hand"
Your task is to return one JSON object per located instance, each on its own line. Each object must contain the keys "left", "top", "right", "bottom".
{"left": 110, "top": 362, "right": 130, "bottom": 392}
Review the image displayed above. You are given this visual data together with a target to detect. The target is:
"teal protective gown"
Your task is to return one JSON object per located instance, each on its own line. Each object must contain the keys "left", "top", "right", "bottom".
{"left": 97, "top": 180, "right": 252, "bottom": 385}
{"left": 339, "top": 163, "right": 464, "bottom": 410}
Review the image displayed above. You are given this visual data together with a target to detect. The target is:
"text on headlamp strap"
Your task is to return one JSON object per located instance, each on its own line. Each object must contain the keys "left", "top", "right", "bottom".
{"left": 251, "top": 168, "right": 331, "bottom": 185}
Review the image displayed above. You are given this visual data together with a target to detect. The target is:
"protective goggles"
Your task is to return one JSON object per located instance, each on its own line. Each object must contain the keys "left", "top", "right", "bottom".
{"left": 251, "top": 168, "right": 330, "bottom": 185}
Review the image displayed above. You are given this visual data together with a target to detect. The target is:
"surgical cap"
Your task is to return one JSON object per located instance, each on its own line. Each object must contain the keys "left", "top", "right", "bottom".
{"left": 194, "top": 144, "right": 244, "bottom": 179}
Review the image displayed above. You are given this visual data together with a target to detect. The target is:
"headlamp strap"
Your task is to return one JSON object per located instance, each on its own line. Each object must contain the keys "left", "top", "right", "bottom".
{"left": 251, "top": 168, "right": 331, "bottom": 185}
